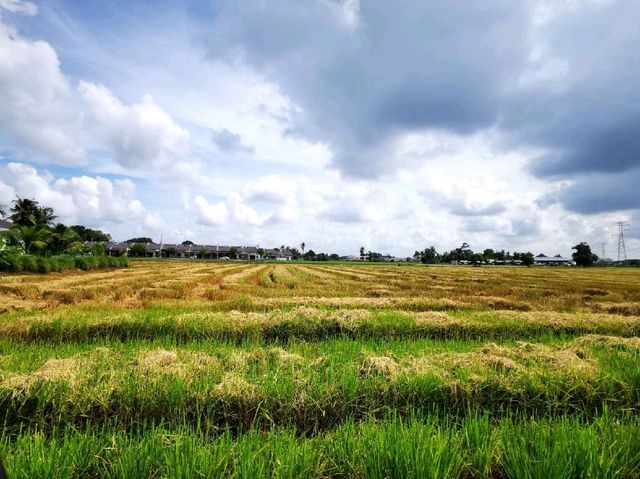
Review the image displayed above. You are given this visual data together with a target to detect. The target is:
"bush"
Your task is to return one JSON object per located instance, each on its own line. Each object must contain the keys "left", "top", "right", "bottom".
{"left": 0, "top": 247, "right": 22, "bottom": 272}
{"left": 35, "top": 257, "right": 51, "bottom": 274}
{"left": 0, "top": 252, "right": 128, "bottom": 274}
{"left": 18, "top": 255, "right": 37, "bottom": 272}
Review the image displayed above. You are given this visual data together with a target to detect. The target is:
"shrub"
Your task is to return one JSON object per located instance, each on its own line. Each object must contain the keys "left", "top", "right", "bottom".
{"left": 35, "top": 257, "right": 51, "bottom": 274}
{"left": 18, "top": 255, "right": 37, "bottom": 272}
{"left": 0, "top": 247, "right": 23, "bottom": 272}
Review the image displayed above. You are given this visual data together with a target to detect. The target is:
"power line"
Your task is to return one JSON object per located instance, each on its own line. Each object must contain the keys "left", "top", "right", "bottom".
{"left": 614, "top": 221, "right": 629, "bottom": 261}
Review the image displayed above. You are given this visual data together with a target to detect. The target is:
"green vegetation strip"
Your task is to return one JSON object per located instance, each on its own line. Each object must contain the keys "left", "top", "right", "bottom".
{"left": 2, "top": 307, "right": 639, "bottom": 344}
{"left": 2, "top": 414, "right": 640, "bottom": 479}
{"left": 1, "top": 337, "right": 638, "bottom": 433}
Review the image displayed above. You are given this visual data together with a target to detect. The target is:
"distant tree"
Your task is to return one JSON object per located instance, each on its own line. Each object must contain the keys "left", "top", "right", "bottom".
{"left": 300, "top": 242, "right": 306, "bottom": 255}
{"left": 182, "top": 240, "right": 195, "bottom": 246}
{"left": 572, "top": 242, "right": 598, "bottom": 267}
{"left": 129, "top": 243, "right": 147, "bottom": 257}
{"left": 198, "top": 247, "right": 207, "bottom": 258}
{"left": 91, "top": 243, "right": 106, "bottom": 256}
{"left": 420, "top": 246, "right": 438, "bottom": 264}
{"left": 304, "top": 249, "right": 316, "bottom": 261}
{"left": 289, "top": 248, "right": 301, "bottom": 260}
{"left": 522, "top": 252, "right": 535, "bottom": 266}
{"left": 483, "top": 249, "right": 495, "bottom": 260}
{"left": 360, "top": 246, "right": 365, "bottom": 260}
{"left": 316, "top": 252, "right": 328, "bottom": 261}
{"left": 70, "top": 226, "right": 111, "bottom": 242}
{"left": 329, "top": 253, "right": 340, "bottom": 260}
{"left": 126, "top": 237, "right": 153, "bottom": 244}
{"left": 229, "top": 246, "right": 238, "bottom": 259}
{"left": 9, "top": 197, "right": 56, "bottom": 227}
{"left": 164, "top": 246, "right": 178, "bottom": 257}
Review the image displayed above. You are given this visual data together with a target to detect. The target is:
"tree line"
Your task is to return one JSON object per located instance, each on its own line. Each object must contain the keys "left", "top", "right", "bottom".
{"left": 0, "top": 198, "right": 124, "bottom": 273}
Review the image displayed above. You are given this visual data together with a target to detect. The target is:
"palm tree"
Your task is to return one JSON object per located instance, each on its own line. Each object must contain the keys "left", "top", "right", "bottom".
{"left": 9, "top": 197, "right": 56, "bottom": 227}
{"left": 300, "top": 242, "right": 306, "bottom": 255}
{"left": 360, "top": 246, "right": 365, "bottom": 260}
{"left": 7, "top": 224, "right": 50, "bottom": 255}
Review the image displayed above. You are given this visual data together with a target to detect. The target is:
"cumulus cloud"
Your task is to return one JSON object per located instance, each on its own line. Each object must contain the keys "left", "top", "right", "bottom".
{"left": 0, "top": 162, "right": 159, "bottom": 228}
{"left": 194, "top": 195, "right": 228, "bottom": 226}
{"left": 78, "top": 81, "right": 190, "bottom": 168}
{"left": 0, "top": 20, "right": 84, "bottom": 164}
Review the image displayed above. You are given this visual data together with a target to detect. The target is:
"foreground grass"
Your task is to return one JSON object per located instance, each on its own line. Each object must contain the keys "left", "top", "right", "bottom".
{"left": 1, "top": 262, "right": 639, "bottom": 476}
{"left": 1, "top": 335, "right": 638, "bottom": 434}
{"left": 3, "top": 414, "right": 640, "bottom": 479}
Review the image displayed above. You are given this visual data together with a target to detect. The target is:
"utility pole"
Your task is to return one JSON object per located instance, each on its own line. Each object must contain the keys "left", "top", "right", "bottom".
{"left": 614, "top": 221, "right": 629, "bottom": 261}
{"left": 600, "top": 242, "right": 606, "bottom": 260}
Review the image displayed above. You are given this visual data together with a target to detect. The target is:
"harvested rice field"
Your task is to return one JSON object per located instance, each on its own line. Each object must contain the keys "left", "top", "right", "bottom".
{"left": 1, "top": 260, "right": 640, "bottom": 478}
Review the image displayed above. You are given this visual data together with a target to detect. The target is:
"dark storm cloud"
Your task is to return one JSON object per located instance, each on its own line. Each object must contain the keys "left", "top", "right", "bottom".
{"left": 552, "top": 169, "right": 640, "bottom": 215}
{"left": 204, "top": 0, "right": 640, "bottom": 213}
{"left": 206, "top": 0, "right": 530, "bottom": 175}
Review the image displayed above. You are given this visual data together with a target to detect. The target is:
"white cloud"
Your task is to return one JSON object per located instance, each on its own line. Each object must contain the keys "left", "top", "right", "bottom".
{"left": 240, "top": 175, "right": 299, "bottom": 204}
{"left": 0, "top": 20, "right": 84, "bottom": 164}
{"left": 0, "top": 162, "right": 160, "bottom": 229}
{"left": 78, "top": 81, "right": 190, "bottom": 168}
{"left": 0, "top": 0, "right": 37, "bottom": 15}
{"left": 194, "top": 195, "right": 228, "bottom": 226}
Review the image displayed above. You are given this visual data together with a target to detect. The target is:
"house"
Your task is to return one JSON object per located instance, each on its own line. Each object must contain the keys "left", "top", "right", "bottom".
{"left": 534, "top": 254, "right": 573, "bottom": 266}
{"left": 91, "top": 241, "right": 275, "bottom": 260}
{"left": 267, "top": 248, "right": 293, "bottom": 261}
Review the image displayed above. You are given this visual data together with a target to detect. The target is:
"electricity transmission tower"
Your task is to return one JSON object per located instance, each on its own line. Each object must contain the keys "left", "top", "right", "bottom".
{"left": 614, "top": 221, "right": 629, "bottom": 261}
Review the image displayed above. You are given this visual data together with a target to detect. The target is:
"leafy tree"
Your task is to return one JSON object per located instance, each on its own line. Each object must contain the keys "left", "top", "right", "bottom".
{"left": 229, "top": 246, "right": 238, "bottom": 259}
{"left": 360, "top": 246, "right": 365, "bottom": 260}
{"left": 198, "top": 247, "right": 208, "bottom": 258}
{"left": 9, "top": 197, "right": 56, "bottom": 227}
{"left": 572, "top": 242, "right": 598, "bottom": 267}
{"left": 126, "top": 237, "right": 153, "bottom": 244}
{"left": 483, "top": 249, "right": 495, "bottom": 260}
{"left": 289, "top": 248, "right": 301, "bottom": 260}
{"left": 420, "top": 246, "right": 439, "bottom": 264}
{"left": 164, "top": 246, "right": 178, "bottom": 257}
{"left": 47, "top": 224, "right": 84, "bottom": 255}
{"left": 129, "top": 243, "right": 147, "bottom": 257}
{"left": 7, "top": 224, "right": 50, "bottom": 254}
{"left": 182, "top": 240, "right": 195, "bottom": 246}
{"left": 522, "top": 252, "right": 535, "bottom": 266}
{"left": 91, "top": 243, "right": 106, "bottom": 256}
{"left": 304, "top": 249, "right": 316, "bottom": 261}
{"left": 70, "top": 226, "right": 111, "bottom": 242}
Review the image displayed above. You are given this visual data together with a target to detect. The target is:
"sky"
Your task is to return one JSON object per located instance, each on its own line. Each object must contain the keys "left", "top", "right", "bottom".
{"left": 0, "top": 0, "right": 638, "bottom": 258}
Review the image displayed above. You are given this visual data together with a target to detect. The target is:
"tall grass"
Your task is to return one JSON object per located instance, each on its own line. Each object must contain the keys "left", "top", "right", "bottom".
{"left": 2, "top": 415, "right": 639, "bottom": 479}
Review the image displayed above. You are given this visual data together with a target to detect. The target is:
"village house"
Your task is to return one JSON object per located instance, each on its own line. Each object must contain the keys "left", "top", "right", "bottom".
{"left": 534, "top": 254, "right": 574, "bottom": 266}
{"left": 91, "top": 241, "right": 293, "bottom": 260}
